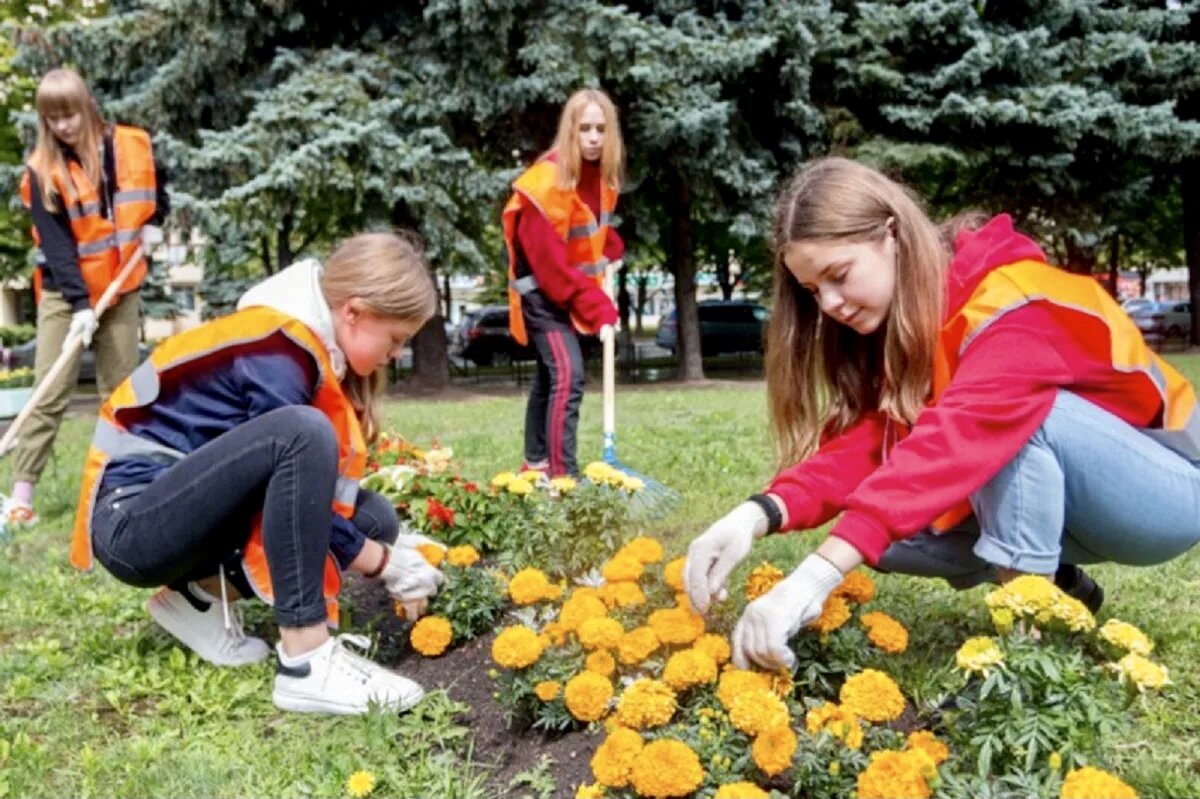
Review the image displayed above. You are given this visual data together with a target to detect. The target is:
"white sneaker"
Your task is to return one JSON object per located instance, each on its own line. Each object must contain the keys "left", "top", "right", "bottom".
{"left": 272, "top": 634, "right": 426, "bottom": 715}
{"left": 147, "top": 587, "right": 271, "bottom": 666}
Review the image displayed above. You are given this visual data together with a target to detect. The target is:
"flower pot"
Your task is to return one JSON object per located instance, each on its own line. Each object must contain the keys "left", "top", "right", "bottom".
{"left": 0, "top": 386, "right": 34, "bottom": 419}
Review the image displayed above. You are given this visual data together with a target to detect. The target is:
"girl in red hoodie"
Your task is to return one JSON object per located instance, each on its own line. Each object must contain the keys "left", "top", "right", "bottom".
{"left": 502, "top": 89, "right": 624, "bottom": 477}
{"left": 684, "top": 158, "right": 1200, "bottom": 671}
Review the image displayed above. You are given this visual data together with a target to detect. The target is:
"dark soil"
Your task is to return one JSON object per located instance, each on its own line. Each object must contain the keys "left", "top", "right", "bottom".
{"left": 346, "top": 576, "right": 601, "bottom": 799}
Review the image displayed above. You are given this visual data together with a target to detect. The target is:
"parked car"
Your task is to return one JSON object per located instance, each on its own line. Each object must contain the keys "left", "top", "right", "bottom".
{"left": 656, "top": 300, "right": 770, "bottom": 357}
{"left": 2, "top": 338, "right": 152, "bottom": 382}
{"left": 1130, "top": 301, "right": 1191, "bottom": 339}
{"left": 1121, "top": 297, "right": 1156, "bottom": 315}
{"left": 451, "top": 305, "right": 600, "bottom": 367}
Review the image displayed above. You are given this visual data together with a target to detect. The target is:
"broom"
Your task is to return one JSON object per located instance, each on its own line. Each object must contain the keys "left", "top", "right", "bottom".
{"left": 600, "top": 259, "right": 680, "bottom": 519}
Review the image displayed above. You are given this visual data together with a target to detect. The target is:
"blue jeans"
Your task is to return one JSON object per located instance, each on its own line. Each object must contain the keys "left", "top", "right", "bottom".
{"left": 90, "top": 406, "right": 400, "bottom": 627}
{"left": 877, "top": 390, "right": 1200, "bottom": 587}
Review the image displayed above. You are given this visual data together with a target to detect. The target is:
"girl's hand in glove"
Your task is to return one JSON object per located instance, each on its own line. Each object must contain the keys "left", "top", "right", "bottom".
{"left": 684, "top": 501, "right": 769, "bottom": 614}
{"left": 731, "top": 553, "right": 844, "bottom": 670}
{"left": 379, "top": 546, "right": 445, "bottom": 619}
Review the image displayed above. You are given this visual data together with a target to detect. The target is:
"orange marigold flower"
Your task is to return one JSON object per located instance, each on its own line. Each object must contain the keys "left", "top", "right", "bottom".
{"left": 807, "top": 595, "right": 851, "bottom": 634}
{"left": 416, "top": 543, "right": 445, "bottom": 567}
{"left": 752, "top": 724, "right": 797, "bottom": 776}
{"left": 805, "top": 701, "right": 864, "bottom": 750}
{"left": 617, "top": 626, "right": 661, "bottom": 665}
{"left": 628, "top": 739, "right": 704, "bottom": 799}
{"left": 856, "top": 750, "right": 931, "bottom": 799}
{"left": 745, "top": 562, "right": 784, "bottom": 601}
{"left": 715, "top": 783, "right": 769, "bottom": 799}
{"left": 833, "top": 570, "right": 876, "bottom": 603}
{"left": 578, "top": 617, "right": 625, "bottom": 651}
{"left": 662, "top": 649, "right": 718, "bottom": 692}
{"left": 586, "top": 650, "right": 617, "bottom": 677}
{"left": 560, "top": 592, "right": 611, "bottom": 632}
{"left": 716, "top": 668, "right": 773, "bottom": 711}
{"left": 535, "top": 680, "right": 562, "bottom": 701}
{"left": 598, "top": 581, "right": 646, "bottom": 609}
{"left": 860, "top": 611, "right": 909, "bottom": 654}
{"left": 1060, "top": 766, "right": 1138, "bottom": 799}
{"left": 840, "top": 669, "right": 905, "bottom": 723}
{"left": 692, "top": 633, "right": 732, "bottom": 666}
{"left": 648, "top": 607, "right": 705, "bottom": 645}
{"left": 615, "top": 678, "right": 677, "bottom": 729}
{"left": 905, "top": 730, "right": 949, "bottom": 765}
{"left": 410, "top": 615, "right": 453, "bottom": 657}
{"left": 663, "top": 557, "right": 686, "bottom": 592}
{"left": 617, "top": 536, "right": 665, "bottom": 565}
{"left": 445, "top": 545, "right": 480, "bottom": 568}
{"left": 564, "top": 671, "right": 614, "bottom": 722}
{"left": 590, "top": 727, "right": 644, "bottom": 789}
{"left": 508, "top": 568, "right": 557, "bottom": 605}
{"left": 728, "top": 688, "right": 789, "bottom": 737}
{"left": 601, "top": 554, "right": 645, "bottom": 583}
{"left": 491, "top": 625, "right": 545, "bottom": 670}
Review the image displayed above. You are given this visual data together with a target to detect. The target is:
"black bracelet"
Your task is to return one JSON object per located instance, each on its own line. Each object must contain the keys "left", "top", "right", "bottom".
{"left": 746, "top": 493, "right": 783, "bottom": 534}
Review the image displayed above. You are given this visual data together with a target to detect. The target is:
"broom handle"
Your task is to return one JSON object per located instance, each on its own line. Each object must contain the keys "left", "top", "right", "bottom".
{"left": 601, "top": 259, "right": 618, "bottom": 459}
{"left": 0, "top": 244, "right": 145, "bottom": 458}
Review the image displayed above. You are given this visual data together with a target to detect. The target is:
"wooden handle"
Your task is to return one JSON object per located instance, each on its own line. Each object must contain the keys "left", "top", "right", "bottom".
{"left": 0, "top": 244, "right": 145, "bottom": 457}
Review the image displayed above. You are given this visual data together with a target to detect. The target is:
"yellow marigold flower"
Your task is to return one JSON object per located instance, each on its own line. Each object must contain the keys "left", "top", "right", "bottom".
{"left": 445, "top": 545, "right": 480, "bottom": 568}
{"left": 693, "top": 633, "right": 731, "bottom": 666}
{"left": 541, "top": 621, "right": 568, "bottom": 646}
{"left": 591, "top": 727, "right": 644, "bottom": 788}
{"left": 575, "top": 782, "right": 604, "bottom": 799}
{"left": 1111, "top": 652, "right": 1171, "bottom": 692}
{"left": 767, "top": 668, "right": 794, "bottom": 699}
{"left": 728, "top": 688, "right": 789, "bottom": 736}
{"left": 507, "top": 477, "right": 534, "bottom": 496}
{"left": 906, "top": 730, "right": 949, "bottom": 766}
{"left": 578, "top": 617, "right": 625, "bottom": 651}
{"left": 564, "top": 671, "right": 614, "bottom": 722}
{"left": 617, "top": 626, "right": 661, "bottom": 665}
{"left": 662, "top": 649, "right": 718, "bottom": 692}
{"left": 648, "top": 607, "right": 705, "bottom": 645}
{"left": 839, "top": 669, "right": 905, "bottom": 723}
{"left": 598, "top": 581, "right": 646, "bottom": 609}
{"left": 805, "top": 701, "right": 864, "bottom": 749}
{"left": 807, "top": 595, "right": 851, "bottom": 634}
{"left": 491, "top": 625, "right": 545, "bottom": 669}
{"left": 856, "top": 750, "right": 931, "bottom": 799}
{"left": 1099, "top": 619, "right": 1154, "bottom": 656}
{"left": 616, "top": 536, "right": 665, "bottom": 564}
{"left": 585, "top": 461, "right": 618, "bottom": 483}
{"left": 615, "top": 678, "right": 677, "bottom": 729}
{"left": 715, "top": 783, "right": 769, "bottom": 799}
{"left": 508, "top": 567, "right": 557, "bottom": 605}
{"left": 601, "top": 554, "right": 645, "bottom": 583}
{"left": 860, "top": 611, "right": 909, "bottom": 654}
{"left": 416, "top": 543, "right": 445, "bottom": 567}
{"left": 717, "top": 668, "right": 773, "bottom": 710}
{"left": 621, "top": 475, "right": 645, "bottom": 492}
{"left": 833, "top": 569, "right": 876, "bottom": 603}
{"left": 346, "top": 769, "right": 376, "bottom": 798}
{"left": 629, "top": 739, "right": 704, "bottom": 799}
{"left": 745, "top": 562, "right": 784, "bottom": 601}
{"left": 535, "top": 680, "right": 561, "bottom": 701}
{"left": 490, "top": 471, "right": 516, "bottom": 488}
{"left": 519, "top": 469, "right": 544, "bottom": 483}
{"left": 561, "top": 591, "right": 610, "bottom": 632}
{"left": 551, "top": 476, "right": 578, "bottom": 494}
{"left": 586, "top": 650, "right": 617, "bottom": 677}
{"left": 410, "top": 615, "right": 453, "bottom": 657}
{"left": 985, "top": 574, "right": 1058, "bottom": 619}
{"left": 752, "top": 724, "right": 797, "bottom": 777}
{"left": 1060, "top": 766, "right": 1138, "bottom": 799}
{"left": 663, "top": 557, "right": 686, "bottom": 591}
{"left": 990, "top": 607, "right": 1015, "bottom": 634}
{"left": 956, "top": 636, "right": 1005, "bottom": 675}
{"left": 1052, "top": 593, "right": 1097, "bottom": 633}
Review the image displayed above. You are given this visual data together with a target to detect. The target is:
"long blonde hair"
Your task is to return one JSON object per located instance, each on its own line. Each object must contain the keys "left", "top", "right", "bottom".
{"left": 320, "top": 232, "right": 437, "bottom": 442}
{"left": 766, "top": 157, "right": 948, "bottom": 468}
{"left": 549, "top": 88, "right": 624, "bottom": 192}
{"left": 29, "top": 68, "right": 106, "bottom": 211}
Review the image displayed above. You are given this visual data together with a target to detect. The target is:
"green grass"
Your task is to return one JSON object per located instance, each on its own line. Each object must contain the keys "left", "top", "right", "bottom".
{"left": 4, "top": 358, "right": 1200, "bottom": 797}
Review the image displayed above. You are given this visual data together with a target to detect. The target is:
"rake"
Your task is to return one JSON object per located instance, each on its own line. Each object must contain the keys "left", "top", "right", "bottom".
{"left": 600, "top": 259, "right": 680, "bottom": 520}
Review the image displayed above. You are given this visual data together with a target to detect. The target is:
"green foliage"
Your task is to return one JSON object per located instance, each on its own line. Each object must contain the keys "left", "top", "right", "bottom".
{"left": 0, "top": 366, "right": 34, "bottom": 388}
{"left": 426, "top": 564, "right": 507, "bottom": 642}
{"left": 0, "top": 323, "right": 35, "bottom": 345}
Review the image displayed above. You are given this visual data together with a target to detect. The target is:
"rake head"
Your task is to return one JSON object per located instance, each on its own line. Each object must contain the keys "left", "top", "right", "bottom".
{"left": 603, "top": 450, "right": 680, "bottom": 521}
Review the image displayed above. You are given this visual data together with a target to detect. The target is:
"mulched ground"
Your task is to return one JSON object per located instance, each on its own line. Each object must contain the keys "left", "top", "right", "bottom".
{"left": 346, "top": 577, "right": 601, "bottom": 798}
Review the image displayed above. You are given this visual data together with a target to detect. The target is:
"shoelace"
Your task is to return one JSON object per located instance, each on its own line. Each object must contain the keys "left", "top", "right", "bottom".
{"left": 330, "top": 634, "right": 378, "bottom": 684}
{"left": 216, "top": 564, "right": 248, "bottom": 647}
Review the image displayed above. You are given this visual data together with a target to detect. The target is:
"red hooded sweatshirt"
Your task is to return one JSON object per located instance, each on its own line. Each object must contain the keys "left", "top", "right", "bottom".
{"left": 767, "top": 215, "right": 1167, "bottom": 565}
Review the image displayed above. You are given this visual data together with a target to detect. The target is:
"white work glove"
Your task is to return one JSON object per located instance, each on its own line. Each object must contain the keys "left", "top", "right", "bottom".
{"left": 731, "top": 553, "right": 844, "bottom": 671}
{"left": 684, "top": 501, "right": 770, "bottom": 614}
{"left": 393, "top": 523, "right": 447, "bottom": 553}
{"left": 379, "top": 545, "right": 445, "bottom": 619}
{"left": 141, "top": 224, "right": 164, "bottom": 247}
{"left": 68, "top": 308, "right": 99, "bottom": 348}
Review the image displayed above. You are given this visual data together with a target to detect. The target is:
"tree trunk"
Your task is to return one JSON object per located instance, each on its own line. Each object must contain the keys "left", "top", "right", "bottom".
{"left": 667, "top": 171, "right": 704, "bottom": 381}
{"left": 617, "top": 262, "right": 632, "bottom": 331}
{"left": 1107, "top": 235, "right": 1119, "bottom": 298}
{"left": 1185, "top": 158, "right": 1200, "bottom": 345}
{"left": 260, "top": 235, "right": 274, "bottom": 275}
{"left": 635, "top": 275, "right": 647, "bottom": 335}
{"left": 409, "top": 317, "right": 450, "bottom": 390}
{"left": 277, "top": 212, "right": 294, "bottom": 270}
{"left": 442, "top": 272, "right": 453, "bottom": 320}
{"left": 716, "top": 253, "right": 735, "bottom": 300}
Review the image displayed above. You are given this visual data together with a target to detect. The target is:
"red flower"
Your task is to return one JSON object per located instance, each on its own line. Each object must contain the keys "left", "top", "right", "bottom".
{"left": 464, "top": 482, "right": 479, "bottom": 493}
{"left": 426, "top": 497, "right": 455, "bottom": 529}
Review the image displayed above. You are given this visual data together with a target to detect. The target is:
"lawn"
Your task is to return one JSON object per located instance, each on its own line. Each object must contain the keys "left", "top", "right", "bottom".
{"left": 3, "top": 355, "right": 1200, "bottom": 798}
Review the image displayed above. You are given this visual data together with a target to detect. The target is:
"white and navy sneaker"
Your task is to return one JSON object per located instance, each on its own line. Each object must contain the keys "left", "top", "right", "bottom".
{"left": 147, "top": 586, "right": 271, "bottom": 666}
{"left": 272, "top": 634, "right": 425, "bottom": 715}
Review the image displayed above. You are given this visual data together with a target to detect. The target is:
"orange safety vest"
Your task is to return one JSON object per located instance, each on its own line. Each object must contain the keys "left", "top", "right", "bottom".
{"left": 925, "top": 258, "right": 1200, "bottom": 532}
{"left": 502, "top": 156, "right": 618, "bottom": 345}
{"left": 18, "top": 124, "right": 156, "bottom": 307}
{"left": 72, "top": 306, "right": 367, "bottom": 626}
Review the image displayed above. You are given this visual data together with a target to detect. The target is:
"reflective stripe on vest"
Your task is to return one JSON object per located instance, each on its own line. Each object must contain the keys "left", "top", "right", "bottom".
{"left": 501, "top": 156, "right": 618, "bottom": 345}
{"left": 72, "top": 307, "right": 365, "bottom": 626}
{"left": 928, "top": 259, "right": 1200, "bottom": 532}
{"left": 18, "top": 125, "right": 156, "bottom": 307}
